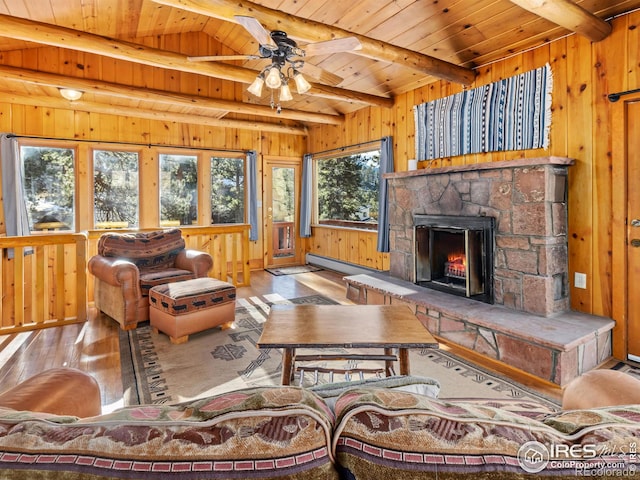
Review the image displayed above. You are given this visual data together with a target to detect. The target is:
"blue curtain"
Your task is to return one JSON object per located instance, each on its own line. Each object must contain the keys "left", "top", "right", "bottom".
{"left": 1, "top": 133, "right": 32, "bottom": 258}
{"left": 300, "top": 153, "right": 313, "bottom": 238}
{"left": 246, "top": 150, "right": 258, "bottom": 241}
{"left": 377, "top": 136, "right": 394, "bottom": 252}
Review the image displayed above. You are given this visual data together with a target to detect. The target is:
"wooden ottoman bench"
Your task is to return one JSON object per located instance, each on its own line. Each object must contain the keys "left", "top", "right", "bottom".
{"left": 149, "top": 277, "right": 236, "bottom": 344}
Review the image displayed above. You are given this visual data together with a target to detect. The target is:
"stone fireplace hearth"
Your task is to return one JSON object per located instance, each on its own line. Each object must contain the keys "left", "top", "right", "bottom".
{"left": 388, "top": 157, "right": 572, "bottom": 317}
{"left": 343, "top": 157, "right": 615, "bottom": 386}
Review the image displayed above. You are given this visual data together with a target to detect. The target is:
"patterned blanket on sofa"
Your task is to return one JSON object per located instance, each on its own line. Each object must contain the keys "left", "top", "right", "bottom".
{"left": 333, "top": 388, "right": 640, "bottom": 479}
{"left": 0, "top": 386, "right": 338, "bottom": 480}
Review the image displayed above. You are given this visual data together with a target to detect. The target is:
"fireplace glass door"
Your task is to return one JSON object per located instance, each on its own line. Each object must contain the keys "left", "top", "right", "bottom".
{"left": 414, "top": 215, "right": 494, "bottom": 303}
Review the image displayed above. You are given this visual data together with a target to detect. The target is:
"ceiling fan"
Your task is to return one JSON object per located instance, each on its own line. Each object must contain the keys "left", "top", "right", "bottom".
{"left": 187, "top": 16, "right": 362, "bottom": 103}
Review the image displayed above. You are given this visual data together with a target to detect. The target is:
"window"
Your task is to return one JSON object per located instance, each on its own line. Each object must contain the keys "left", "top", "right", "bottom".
{"left": 21, "top": 146, "right": 75, "bottom": 231}
{"left": 316, "top": 149, "right": 380, "bottom": 230}
{"left": 159, "top": 154, "right": 198, "bottom": 226}
{"left": 211, "top": 156, "right": 245, "bottom": 224}
{"left": 93, "top": 150, "right": 139, "bottom": 228}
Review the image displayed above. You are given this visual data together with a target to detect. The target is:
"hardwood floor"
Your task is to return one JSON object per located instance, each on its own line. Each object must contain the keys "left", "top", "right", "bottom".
{"left": 0, "top": 269, "right": 563, "bottom": 407}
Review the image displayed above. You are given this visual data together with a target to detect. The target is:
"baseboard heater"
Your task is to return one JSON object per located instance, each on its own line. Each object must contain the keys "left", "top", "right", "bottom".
{"left": 305, "top": 254, "right": 383, "bottom": 276}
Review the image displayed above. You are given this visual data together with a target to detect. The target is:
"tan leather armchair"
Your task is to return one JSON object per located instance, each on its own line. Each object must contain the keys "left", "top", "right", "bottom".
{"left": 88, "top": 229, "right": 213, "bottom": 330}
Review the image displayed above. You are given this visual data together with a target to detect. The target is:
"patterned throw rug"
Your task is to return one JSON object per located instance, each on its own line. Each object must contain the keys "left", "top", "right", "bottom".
{"left": 119, "top": 294, "right": 560, "bottom": 408}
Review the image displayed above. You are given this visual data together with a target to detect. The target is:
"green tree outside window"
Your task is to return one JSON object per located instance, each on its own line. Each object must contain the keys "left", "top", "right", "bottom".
{"left": 21, "top": 146, "right": 75, "bottom": 231}
{"left": 93, "top": 150, "right": 139, "bottom": 228}
{"left": 160, "top": 154, "right": 198, "bottom": 226}
{"left": 317, "top": 150, "right": 380, "bottom": 228}
{"left": 211, "top": 156, "right": 245, "bottom": 224}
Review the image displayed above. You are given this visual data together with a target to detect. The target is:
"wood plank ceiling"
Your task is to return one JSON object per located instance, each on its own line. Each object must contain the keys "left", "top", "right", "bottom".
{"left": 0, "top": 0, "right": 638, "bottom": 133}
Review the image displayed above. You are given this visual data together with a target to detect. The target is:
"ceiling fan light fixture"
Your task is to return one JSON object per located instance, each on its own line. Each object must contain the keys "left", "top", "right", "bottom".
{"left": 247, "top": 74, "right": 265, "bottom": 97}
{"left": 59, "top": 88, "right": 83, "bottom": 101}
{"left": 265, "top": 67, "right": 282, "bottom": 89}
{"left": 279, "top": 82, "right": 293, "bottom": 102}
{"left": 293, "top": 71, "right": 311, "bottom": 94}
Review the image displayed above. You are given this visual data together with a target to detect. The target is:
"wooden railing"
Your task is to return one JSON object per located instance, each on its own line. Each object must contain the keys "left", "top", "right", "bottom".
{"left": 0, "top": 225, "right": 251, "bottom": 334}
{"left": 0, "top": 232, "right": 88, "bottom": 334}
{"left": 174, "top": 225, "right": 252, "bottom": 287}
{"left": 86, "top": 225, "right": 251, "bottom": 288}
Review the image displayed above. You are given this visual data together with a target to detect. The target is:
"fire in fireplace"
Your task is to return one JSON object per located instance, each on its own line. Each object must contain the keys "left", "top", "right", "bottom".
{"left": 414, "top": 215, "right": 494, "bottom": 304}
{"left": 445, "top": 253, "right": 467, "bottom": 279}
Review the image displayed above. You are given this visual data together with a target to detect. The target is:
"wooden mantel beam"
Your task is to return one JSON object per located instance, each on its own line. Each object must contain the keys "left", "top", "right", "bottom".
{"left": 151, "top": 0, "right": 477, "bottom": 86}
{"left": 0, "top": 64, "right": 343, "bottom": 126}
{"left": 509, "top": 0, "right": 611, "bottom": 42}
{"left": 0, "top": 13, "right": 393, "bottom": 108}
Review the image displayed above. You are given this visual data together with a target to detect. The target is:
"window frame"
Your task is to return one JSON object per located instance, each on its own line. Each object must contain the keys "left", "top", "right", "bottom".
{"left": 313, "top": 145, "right": 381, "bottom": 232}
{"left": 158, "top": 151, "right": 201, "bottom": 227}
{"left": 91, "top": 147, "right": 141, "bottom": 230}
{"left": 19, "top": 139, "right": 78, "bottom": 233}
{"left": 12, "top": 139, "right": 248, "bottom": 232}
{"left": 210, "top": 153, "right": 247, "bottom": 225}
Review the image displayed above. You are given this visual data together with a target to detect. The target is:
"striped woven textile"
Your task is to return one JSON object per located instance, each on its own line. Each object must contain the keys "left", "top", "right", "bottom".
{"left": 414, "top": 63, "right": 552, "bottom": 160}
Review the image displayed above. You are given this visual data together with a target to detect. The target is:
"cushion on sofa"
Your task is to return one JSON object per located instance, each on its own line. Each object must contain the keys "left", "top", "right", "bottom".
{"left": 98, "top": 228, "right": 185, "bottom": 271}
{"left": 0, "top": 386, "right": 339, "bottom": 480}
{"left": 332, "top": 388, "right": 640, "bottom": 479}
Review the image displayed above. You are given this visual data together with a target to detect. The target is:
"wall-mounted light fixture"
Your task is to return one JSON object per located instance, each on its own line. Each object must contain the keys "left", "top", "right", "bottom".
{"left": 59, "top": 88, "right": 83, "bottom": 101}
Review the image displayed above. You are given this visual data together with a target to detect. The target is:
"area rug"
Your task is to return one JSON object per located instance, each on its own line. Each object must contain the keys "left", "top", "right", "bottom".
{"left": 120, "top": 294, "right": 560, "bottom": 408}
{"left": 264, "top": 265, "right": 322, "bottom": 276}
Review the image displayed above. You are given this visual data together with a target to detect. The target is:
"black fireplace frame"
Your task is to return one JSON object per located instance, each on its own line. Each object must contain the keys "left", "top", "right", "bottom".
{"left": 413, "top": 214, "right": 495, "bottom": 304}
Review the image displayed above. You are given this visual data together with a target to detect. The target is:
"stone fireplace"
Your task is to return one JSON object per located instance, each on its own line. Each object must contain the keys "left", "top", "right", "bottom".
{"left": 345, "top": 156, "right": 614, "bottom": 385}
{"left": 388, "top": 157, "right": 572, "bottom": 317}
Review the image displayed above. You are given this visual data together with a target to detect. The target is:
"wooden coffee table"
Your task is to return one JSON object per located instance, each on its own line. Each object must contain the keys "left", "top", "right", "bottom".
{"left": 257, "top": 304, "right": 439, "bottom": 385}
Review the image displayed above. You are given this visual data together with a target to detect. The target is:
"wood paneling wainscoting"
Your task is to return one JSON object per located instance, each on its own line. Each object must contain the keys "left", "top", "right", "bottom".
{"left": 307, "top": 226, "right": 389, "bottom": 271}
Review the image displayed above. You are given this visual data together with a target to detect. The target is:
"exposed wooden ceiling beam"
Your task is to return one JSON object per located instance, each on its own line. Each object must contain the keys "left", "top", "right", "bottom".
{"left": 0, "top": 64, "right": 344, "bottom": 126}
{"left": 1, "top": 90, "right": 309, "bottom": 135}
{"left": 0, "top": 13, "right": 393, "bottom": 108}
{"left": 509, "top": 0, "right": 612, "bottom": 42}
{"left": 152, "top": 0, "right": 477, "bottom": 86}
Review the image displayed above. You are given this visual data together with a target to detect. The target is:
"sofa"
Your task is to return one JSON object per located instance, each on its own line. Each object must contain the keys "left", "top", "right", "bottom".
{"left": 88, "top": 229, "right": 213, "bottom": 330}
{"left": 0, "top": 369, "right": 639, "bottom": 479}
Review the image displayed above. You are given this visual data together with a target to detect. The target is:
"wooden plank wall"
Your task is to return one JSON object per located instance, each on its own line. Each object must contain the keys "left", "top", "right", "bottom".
{"left": 307, "top": 11, "right": 640, "bottom": 330}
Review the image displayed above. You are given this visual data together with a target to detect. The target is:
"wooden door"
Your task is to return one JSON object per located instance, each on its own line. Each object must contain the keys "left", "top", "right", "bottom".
{"left": 263, "top": 159, "right": 301, "bottom": 268}
{"left": 626, "top": 100, "right": 640, "bottom": 360}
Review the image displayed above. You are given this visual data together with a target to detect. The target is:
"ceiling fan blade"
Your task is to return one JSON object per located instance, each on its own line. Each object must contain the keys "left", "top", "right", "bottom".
{"left": 303, "top": 37, "right": 362, "bottom": 57}
{"left": 234, "top": 15, "right": 277, "bottom": 49}
{"left": 187, "top": 54, "right": 262, "bottom": 62}
{"left": 300, "top": 63, "right": 343, "bottom": 86}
